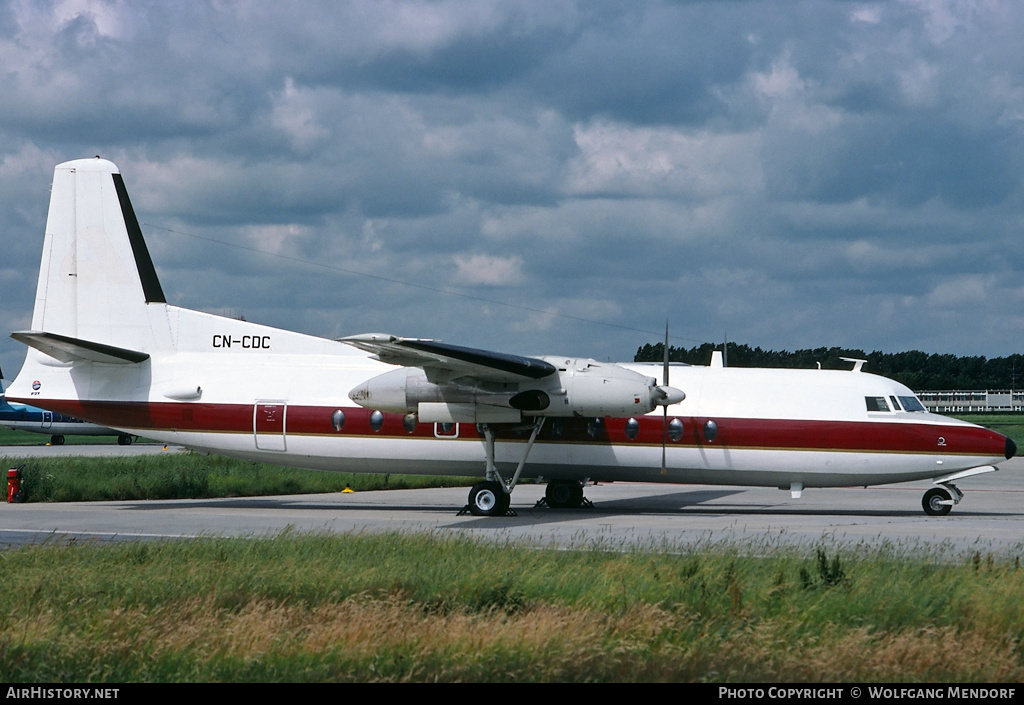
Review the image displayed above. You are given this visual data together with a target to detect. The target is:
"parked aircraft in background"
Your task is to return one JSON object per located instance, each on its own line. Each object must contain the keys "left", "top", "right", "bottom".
{"left": 1, "top": 368, "right": 134, "bottom": 445}
{"left": 4, "top": 159, "right": 1015, "bottom": 515}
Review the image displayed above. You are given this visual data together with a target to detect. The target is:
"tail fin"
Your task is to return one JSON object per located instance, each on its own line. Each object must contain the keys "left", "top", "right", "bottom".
{"left": 22, "top": 158, "right": 169, "bottom": 356}
{"left": 12, "top": 158, "right": 341, "bottom": 383}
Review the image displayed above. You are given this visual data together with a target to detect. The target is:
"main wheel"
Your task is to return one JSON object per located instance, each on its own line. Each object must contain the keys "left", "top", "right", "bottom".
{"left": 922, "top": 487, "right": 953, "bottom": 516}
{"left": 117, "top": 434, "right": 133, "bottom": 446}
{"left": 49, "top": 435, "right": 65, "bottom": 446}
{"left": 468, "top": 481, "right": 510, "bottom": 517}
{"left": 545, "top": 480, "right": 584, "bottom": 509}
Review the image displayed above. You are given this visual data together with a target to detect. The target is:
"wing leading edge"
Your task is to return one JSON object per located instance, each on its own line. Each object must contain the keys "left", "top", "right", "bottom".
{"left": 340, "top": 333, "right": 556, "bottom": 384}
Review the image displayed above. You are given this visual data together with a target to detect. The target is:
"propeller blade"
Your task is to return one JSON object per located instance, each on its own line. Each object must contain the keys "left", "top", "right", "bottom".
{"left": 661, "top": 405, "right": 667, "bottom": 475}
{"left": 652, "top": 324, "right": 685, "bottom": 406}
{"left": 662, "top": 322, "right": 668, "bottom": 475}
{"left": 663, "top": 322, "right": 669, "bottom": 387}
{"left": 658, "top": 323, "right": 686, "bottom": 474}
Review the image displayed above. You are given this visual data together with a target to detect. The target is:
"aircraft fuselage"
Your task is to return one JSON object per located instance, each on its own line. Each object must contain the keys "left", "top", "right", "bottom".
{"left": 4, "top": 158, "right": 1014, "bottom": 516}
{"left": 13, "top": 341, "right": 1011, "bottom": 489}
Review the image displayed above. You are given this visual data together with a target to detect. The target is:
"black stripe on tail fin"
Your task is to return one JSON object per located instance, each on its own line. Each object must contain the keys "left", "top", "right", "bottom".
{"left": 112, "top": 173, "right": 166, "bottom": 304}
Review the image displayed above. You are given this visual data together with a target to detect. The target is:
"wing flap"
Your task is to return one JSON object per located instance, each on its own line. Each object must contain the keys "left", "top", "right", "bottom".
{"left": 418, "top": 402, "right": 521, "bottom": 424}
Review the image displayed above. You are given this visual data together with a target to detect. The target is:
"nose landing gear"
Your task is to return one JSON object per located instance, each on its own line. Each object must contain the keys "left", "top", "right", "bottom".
{"left": 922, "top": 484, "right": 961, "bottom": 516}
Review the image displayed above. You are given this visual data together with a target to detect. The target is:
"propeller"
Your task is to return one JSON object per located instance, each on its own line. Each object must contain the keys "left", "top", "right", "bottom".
{"left": 656, "top": 323, "right": 686, "bottom": 474}
{"left": 652, "top": 325, "right": 685, "bottom": 407}
{"left": 662, "top": 324, "right": 668, "bottom": 474}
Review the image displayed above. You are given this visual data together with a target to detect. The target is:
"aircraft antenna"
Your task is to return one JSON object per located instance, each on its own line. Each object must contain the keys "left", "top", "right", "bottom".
{"left": 841, "top": 357, "right": 867, "bottom": 372}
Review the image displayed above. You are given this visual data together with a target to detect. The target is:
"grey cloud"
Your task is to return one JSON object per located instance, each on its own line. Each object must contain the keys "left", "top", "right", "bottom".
{"left": 4, "top": 0, "right": 1024, "bottom": 380}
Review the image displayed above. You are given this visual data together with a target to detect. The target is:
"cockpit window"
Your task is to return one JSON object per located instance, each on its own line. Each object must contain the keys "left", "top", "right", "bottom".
{"left": 898, "top": 395, "right": 926, "bottom": 412}
{"left": 865, "top": 396, "right": 890, "bottom": 412}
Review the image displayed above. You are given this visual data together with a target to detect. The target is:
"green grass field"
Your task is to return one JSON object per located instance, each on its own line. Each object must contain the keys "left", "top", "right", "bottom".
{"left": 0, "top": 533, "right": 1022, "bottom": 682}
{"left": 1, "top": 452, "right": 472, "bottom": 502}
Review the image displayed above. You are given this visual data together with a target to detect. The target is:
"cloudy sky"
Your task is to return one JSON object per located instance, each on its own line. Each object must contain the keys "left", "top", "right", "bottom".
{"left": 2, "top": 0, "right": 1024, "bottom": 380}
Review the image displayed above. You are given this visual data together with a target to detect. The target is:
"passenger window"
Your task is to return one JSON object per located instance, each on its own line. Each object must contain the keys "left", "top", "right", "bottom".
{"left": 865, "top": 396, "right": 890, "bottom": 412}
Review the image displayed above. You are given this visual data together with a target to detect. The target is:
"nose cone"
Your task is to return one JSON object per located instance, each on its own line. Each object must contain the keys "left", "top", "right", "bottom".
{"left": 653, "top": 385, "right": 686, "bottom": 406}
{"left": 1006, "top": 437, "right": 1017, "bottom": 460}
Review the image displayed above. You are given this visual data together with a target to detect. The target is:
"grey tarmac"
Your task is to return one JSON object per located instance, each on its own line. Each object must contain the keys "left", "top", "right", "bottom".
{"left": 0, "top": 445, "right": 1021, "bottom": 554}
{"left": 0, "top": 442, "right": 187, "bottom": 459}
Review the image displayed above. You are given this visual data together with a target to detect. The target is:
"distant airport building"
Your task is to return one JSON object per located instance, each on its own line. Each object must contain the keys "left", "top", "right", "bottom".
{"left": 917, "top": 390, "right": 1024, "bottom": 413}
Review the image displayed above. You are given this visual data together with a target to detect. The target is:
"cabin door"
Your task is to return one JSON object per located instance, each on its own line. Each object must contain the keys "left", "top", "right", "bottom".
{"left": 253, "top": 402, "right": 287, "bottom": 451}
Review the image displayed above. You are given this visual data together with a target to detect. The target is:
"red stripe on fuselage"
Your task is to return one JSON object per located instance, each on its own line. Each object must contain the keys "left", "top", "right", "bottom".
{"left": 10, "top": 398, "right": 1008, "bottom": 458}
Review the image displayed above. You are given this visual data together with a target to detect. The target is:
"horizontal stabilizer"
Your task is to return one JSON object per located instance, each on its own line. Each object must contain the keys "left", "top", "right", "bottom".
{"left": 11, "top": 331, "right": 149, "bottom": 365}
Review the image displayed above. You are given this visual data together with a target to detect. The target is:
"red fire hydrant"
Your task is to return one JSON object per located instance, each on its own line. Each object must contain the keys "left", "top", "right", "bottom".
{"left": 7, "top": 466, "right": 25, "bottom": 503}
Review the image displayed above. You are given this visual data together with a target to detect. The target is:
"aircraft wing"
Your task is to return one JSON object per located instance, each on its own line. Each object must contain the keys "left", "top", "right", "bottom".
{"left": 339, "top": 333, "right": 556, "bottom": 383}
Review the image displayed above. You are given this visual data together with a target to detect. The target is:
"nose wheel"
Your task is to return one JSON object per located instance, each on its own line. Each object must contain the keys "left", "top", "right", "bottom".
{"left": 922, "top": 484, "right": 961, "bottom": 516}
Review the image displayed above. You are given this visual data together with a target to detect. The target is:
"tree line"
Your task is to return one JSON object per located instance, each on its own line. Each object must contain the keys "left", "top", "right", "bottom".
{"left": 634, "top": 342, "right": 1024, "bottom": 391}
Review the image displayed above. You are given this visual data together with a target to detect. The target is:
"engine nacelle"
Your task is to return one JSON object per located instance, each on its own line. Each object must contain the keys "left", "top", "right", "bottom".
{"left": 348, "top": 358, "right": 683, "bottom": 421}
{"left": 348, "top": 367, "right": 515, "bottom": 412}
{"left": 527, "top": 357, "right": 661, "bottom": 417}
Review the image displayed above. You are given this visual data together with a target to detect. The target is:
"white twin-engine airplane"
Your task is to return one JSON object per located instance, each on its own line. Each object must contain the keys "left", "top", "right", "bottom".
{"left": 5, "top": 158, "right": 1017, "bottom": 516}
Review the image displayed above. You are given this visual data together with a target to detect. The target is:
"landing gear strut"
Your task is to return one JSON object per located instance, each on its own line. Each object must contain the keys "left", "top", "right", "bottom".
{"left": 464, "top": 418, "right": 545, "bottom": 517}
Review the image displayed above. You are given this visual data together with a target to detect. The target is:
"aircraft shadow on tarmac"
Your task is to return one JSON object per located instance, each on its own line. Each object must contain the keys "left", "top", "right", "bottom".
{"left": 118, "top": 487, "right": 1014, "bottom": 523}
{"left": 119, "top": 489, "right": 743, "bottom": 515}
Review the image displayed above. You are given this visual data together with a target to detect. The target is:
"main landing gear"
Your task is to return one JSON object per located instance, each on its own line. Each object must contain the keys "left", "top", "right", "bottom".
{"left": 467, "top": 480, "right": 511, "bottom": 516}
{"left": 543, "top": 479, "right": 587, "bottom": 509}
{"left": 463, "top": 419, "right": 594, "bottom": 516}
{"left": 466, "top": 477, "right": 590, "bottom": 515}
{"left": 922, "top": 484, "right": 961, "bottom": 517}
{"left": 464, "top": 418, "right": 546, "bottom": 517}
